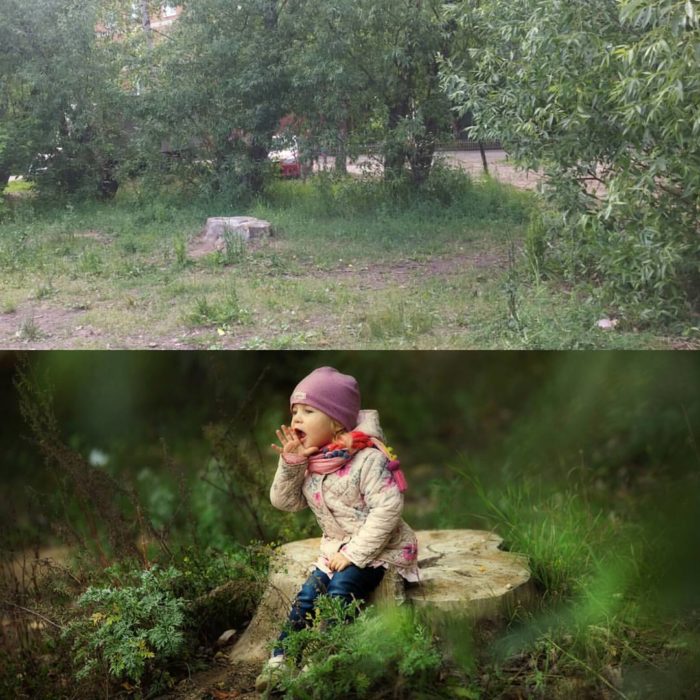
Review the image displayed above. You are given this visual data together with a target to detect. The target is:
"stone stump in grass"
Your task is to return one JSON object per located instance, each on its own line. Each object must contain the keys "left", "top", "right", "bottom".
{"left": 188, "top": 216, "right": 272, "bottom": 259}
{"left": 229, "top": 529, "right": 533, "bottom": 664}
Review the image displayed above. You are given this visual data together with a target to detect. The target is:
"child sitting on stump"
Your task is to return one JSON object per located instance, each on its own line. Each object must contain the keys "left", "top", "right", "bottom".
{"left": 256, "top": 366, "right": 419, "bottom": 693}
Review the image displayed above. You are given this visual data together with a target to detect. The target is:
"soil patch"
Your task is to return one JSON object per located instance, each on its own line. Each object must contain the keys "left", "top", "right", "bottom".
{"left": 324, "top": 250, "right": 508, "bottom": 291}
{"left": 159, "top": 660, "right": 260, "bottom": 700}
{"left": 0, "top": 251, "right": 505, "bottom": 349}
{"left": 73, "top": 229, "right": 110, "bottom": 243}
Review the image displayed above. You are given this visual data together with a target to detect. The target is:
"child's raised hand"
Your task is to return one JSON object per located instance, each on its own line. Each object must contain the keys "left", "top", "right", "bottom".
{"left": 271, "top": 424, "right": 319, "bottom": 458}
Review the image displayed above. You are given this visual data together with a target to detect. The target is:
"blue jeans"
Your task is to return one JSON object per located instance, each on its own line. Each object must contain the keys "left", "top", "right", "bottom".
{"left": 273, "top": 564, "right": 385, "bottom": 656}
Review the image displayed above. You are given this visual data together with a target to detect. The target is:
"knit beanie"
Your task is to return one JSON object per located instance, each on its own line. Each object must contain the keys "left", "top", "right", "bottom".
{"left": 290, "top": 367, "right": 360, "bottom": 431}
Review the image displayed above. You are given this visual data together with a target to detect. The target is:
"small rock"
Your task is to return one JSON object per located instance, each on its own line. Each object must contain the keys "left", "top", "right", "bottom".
{"left": 215, "top": 629, "right": 237, "bottom": 648}
{"left": 596, "top": 318, "right": 619, "bottom": 330}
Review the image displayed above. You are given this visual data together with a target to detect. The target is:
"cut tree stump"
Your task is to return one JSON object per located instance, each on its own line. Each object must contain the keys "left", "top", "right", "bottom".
{"left": 229, "top": 529, "right": 533, "bottom": 664}
{"left": 188, "top": 216, "right": 272, "bottom": 259}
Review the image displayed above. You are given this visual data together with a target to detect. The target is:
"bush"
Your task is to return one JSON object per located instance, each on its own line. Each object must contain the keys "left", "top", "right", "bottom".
{"left": 527, "top": 192, "right": 696, "bottom": 325}
{"left": 65, "top": 565, "right": 187, "bottom": 691}
{"left": 443, "top": 0, "right": 700, "bottom": 322}
{"left": 61, "top": 545, "right": 270, "bottom": 696}
{"left": 277, "top": 598, "right": 442, "bottom": 699}
{"left": 264, "top": 166, "right": 531, "bottom": 225}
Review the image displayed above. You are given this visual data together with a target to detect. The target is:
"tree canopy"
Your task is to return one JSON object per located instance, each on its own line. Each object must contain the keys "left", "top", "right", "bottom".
{"left": 441, "top": 0, "right": 700, "bottom": 317}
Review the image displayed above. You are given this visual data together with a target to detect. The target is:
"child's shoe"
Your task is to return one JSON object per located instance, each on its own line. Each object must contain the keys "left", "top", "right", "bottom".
{"left": 255, "top": 654, "right": 287, "bottom": 694}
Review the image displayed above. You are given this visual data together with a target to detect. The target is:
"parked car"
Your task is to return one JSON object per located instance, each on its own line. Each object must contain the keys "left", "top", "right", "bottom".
{"left": 268, "top": 135, "right": 301, "bottom": 178}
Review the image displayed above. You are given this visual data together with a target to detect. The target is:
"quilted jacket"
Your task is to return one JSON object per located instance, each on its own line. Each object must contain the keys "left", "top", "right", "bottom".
{"left": 270, "top": 410, "right": 419, "bottom": 577}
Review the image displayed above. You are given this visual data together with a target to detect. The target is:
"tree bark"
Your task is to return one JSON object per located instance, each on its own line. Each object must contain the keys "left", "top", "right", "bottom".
{"left": 139, "top": 0, "right": 153, "bottom": 50}
{"left": 384, "top": 101, "right": 409, "bottom": 180}
{"left": 479, "top": 141, "right": 489, "bottom": 174}
{"left": 335, "top": 118, "right": 347, "bottom": 174}
{"left": 407, "top": 115, "right": 439, "bottom": 186}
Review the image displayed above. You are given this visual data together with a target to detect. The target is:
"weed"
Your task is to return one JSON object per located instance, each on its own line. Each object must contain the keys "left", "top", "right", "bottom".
{"left": 220, "top": 230, "right": 246, "bottom": 265}
{"left": 65, "top": 565, "right": 187, "bottom": 686}
{"left": 360, "top": 300, "right": 435, "bottom": 341}
{"left": 504, "top": 241, "right": 526, "bottom": 339}
{"left": 34, "top": 279, "right": 56, "bottom": 300}
{"left": 173, "top": 237, "right": 188, "bottom": 267}
{"left": 120, "top": 239, "right": 138, "bottom": 255}
{"left": 2, "top": 299, "right": 17, "bottom": 314}
{"left": 77, "top": 250, "right": 103, "bottom": 276}
{"left": 276, "top": 601, "right": 442, "bottom": 699}
{"left": 16, "top": 317, "right": 42, "bottom": 341}
{"left": 186, "top": 285, "right": 248, "bottom": 327}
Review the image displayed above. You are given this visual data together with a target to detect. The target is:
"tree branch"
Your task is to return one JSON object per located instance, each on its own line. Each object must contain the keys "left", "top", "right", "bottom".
{"left": 0, "top": 600, "right": 65, "bottom": 631}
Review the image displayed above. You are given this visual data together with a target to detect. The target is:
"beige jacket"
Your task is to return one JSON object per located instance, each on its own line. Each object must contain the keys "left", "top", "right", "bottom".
{"left": 270, "top": 410, "right": 419, "bottom": 577}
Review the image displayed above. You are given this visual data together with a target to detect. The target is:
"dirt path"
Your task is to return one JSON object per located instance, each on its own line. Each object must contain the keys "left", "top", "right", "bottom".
{"left": 159, "top": 660, "right": 260, "bottom": 700}
{"left": 321, "top": 149, "right": 543, "bottom": 190}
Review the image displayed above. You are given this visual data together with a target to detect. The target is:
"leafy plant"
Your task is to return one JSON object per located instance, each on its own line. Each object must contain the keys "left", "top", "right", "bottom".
{"left": 65, "top": 565, "right": 186, "bottom": 687}
{"left": 441, "top": 0, "right": 700, "bottom": 320}
{"left": 187, "top": 285, "right": 248, "bottom": 327}
{"left": 276, "top": 599, "right": 442, "bottom": 699}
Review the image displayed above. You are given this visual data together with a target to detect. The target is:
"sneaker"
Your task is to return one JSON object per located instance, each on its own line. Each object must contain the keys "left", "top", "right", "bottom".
{"left": 255, "top": 655, "right": 286, "bottom": 694}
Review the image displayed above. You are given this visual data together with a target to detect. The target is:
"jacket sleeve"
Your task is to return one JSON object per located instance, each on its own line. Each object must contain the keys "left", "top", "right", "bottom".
{"left": 341, "top": 450, "right": 403, "bottom": 568}
{"left": 269, "top": 454, "right": 308, "bottom": 512}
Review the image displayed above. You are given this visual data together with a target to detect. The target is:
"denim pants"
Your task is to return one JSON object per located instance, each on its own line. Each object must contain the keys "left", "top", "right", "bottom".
{"left": 273, "top": 564, "right": 385, "bottom": 656}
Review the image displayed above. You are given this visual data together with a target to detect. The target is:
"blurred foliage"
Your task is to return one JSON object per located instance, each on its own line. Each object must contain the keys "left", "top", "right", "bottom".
{"left": 2, "top": 351, "right": 698, "bottom": 545}
{"left": 276, "top": 599, "right": 442, "bottom": 699}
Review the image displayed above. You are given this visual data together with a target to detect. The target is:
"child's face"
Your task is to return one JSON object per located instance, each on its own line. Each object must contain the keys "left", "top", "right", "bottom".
{"left": 291, "top": 403, "right": 336, "bottom": 449}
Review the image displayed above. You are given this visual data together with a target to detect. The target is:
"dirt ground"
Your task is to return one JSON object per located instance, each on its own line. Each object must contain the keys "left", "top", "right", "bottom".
{"left": 319, "top": 149, "right": 543, "bottom": 190}
{"left": 0, "top": 249, "right": 509, "bottom": 350}
{"left": 158, "top": 660, "right": 261, "bottom": 700}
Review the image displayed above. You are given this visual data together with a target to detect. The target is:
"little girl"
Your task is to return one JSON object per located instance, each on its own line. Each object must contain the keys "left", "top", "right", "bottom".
{"left": 255, "top": 366, "right": 419, "bottom": 692}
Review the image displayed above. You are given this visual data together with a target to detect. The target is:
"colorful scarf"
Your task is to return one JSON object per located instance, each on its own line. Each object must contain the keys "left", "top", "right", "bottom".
{"left": 307, "top": 430, "right": 408, "bottom": 492}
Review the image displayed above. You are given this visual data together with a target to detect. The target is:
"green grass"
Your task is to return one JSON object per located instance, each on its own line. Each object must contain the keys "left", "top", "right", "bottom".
{"left": 2, "top": 178, "right": 34, "bottom": 195}
{"left": 427, "top": 465, "right": 700, "bottom": 699}
{"left": 0, "top": 173, "right": 693, "bottom": 348}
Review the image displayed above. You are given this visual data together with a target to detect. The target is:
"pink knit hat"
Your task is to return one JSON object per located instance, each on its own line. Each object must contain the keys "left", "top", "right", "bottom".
{"left": 290, "top": 367, "right": 360, "bottom": 431}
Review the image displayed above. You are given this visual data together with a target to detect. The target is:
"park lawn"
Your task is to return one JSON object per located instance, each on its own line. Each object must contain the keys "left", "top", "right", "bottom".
{"left": 0, "top": 177, "right": 689, "bottom": 349}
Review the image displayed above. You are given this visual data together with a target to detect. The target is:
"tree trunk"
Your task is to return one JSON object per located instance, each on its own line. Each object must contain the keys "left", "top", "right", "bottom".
{"left": 384, "top": 101, "right": 409, "bottom": 180}
{"left": 246, "top": 139, "right": 269, "bottom": 194}
{"left": 335, "top": 119, "right": 347, "bottom": 175}
{"left": 139, "top": 0, "right": 153, "bottom": 50}
{"left": 0, "top": 169, "right": 10, "bottom": 192}
{"left": 479, "top": 141, "right": 489, "bottom": 174}
{"left": 407, "top": 115, "right": 439, "bottom": 186}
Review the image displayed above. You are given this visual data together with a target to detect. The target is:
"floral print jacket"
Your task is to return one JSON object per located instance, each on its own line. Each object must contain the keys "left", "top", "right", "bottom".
{"left": 270, "top": 410, "right": 419, "bottom": 579}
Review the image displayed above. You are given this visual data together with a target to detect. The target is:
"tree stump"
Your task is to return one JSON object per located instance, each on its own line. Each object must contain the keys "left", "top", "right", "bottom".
{"left": 229, "top": 529, "right": 533, "bottom": 664}
{"left": 188, "top": 216, "right": 272, "bottom": 259}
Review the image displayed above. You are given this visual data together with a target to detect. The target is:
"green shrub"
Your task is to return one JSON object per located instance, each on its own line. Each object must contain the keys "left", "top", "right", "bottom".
{"left": 63, "top": 545, "right": 270, "bottom": 695}
{"left": 277, "top": 598, "right": 442, "bottom": 699}
{"left": 65, "top": 565, "right": 186, "bottom": 689}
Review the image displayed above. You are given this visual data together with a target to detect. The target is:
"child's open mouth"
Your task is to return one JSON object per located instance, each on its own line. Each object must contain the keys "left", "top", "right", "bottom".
{"left": 295, "top": 429, "right": 306, "bottom": 441}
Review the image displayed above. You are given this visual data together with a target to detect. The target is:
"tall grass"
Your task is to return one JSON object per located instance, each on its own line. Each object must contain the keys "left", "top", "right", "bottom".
{"left": 434, "top": 464, "right": 700, "bottom": 698}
